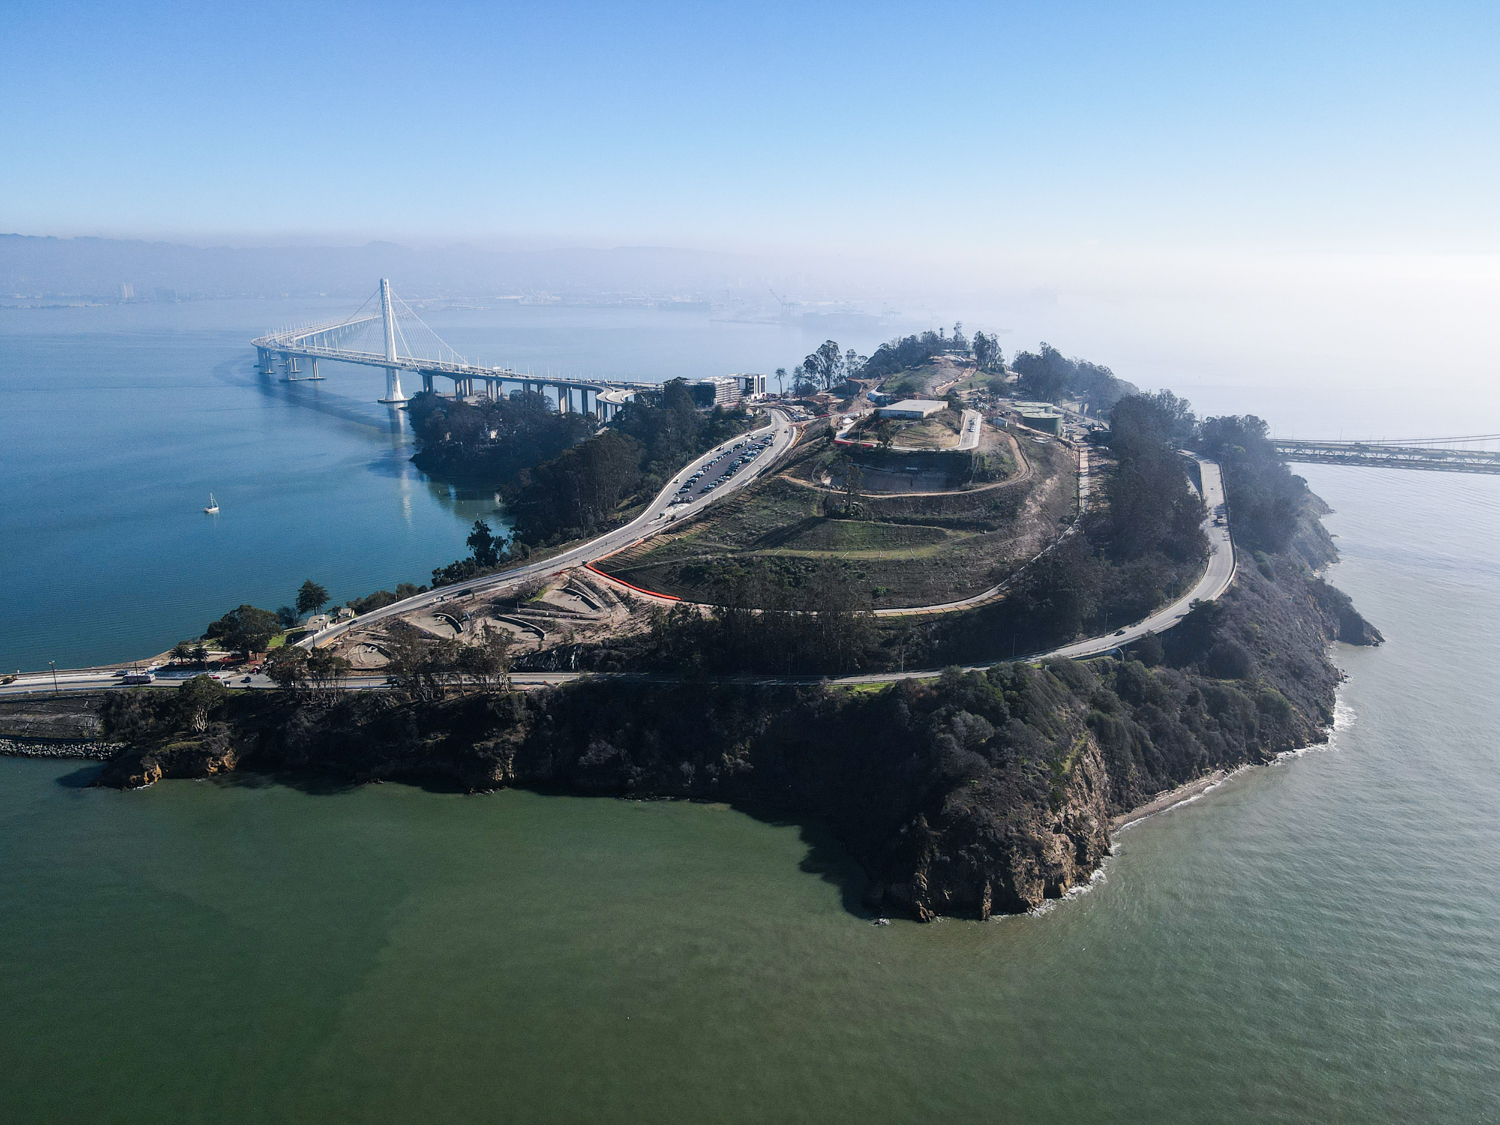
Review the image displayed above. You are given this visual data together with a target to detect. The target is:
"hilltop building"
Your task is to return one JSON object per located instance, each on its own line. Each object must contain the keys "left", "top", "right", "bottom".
{"left": 878, "top": 399, "right": 947, "bottom": 419}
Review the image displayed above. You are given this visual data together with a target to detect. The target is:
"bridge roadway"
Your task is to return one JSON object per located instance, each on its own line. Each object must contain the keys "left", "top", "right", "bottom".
{"left": 252, "top": 310, "right": 654, "bottom": 412}
{"left": 0, "top": 447, "right": 1237, "bottom": 698}
{"left": 1275, "top": 438, "right": 1500, "bottom": 474}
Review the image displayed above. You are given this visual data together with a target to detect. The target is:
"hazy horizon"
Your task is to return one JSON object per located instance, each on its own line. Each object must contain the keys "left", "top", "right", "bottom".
{"left": 5, "top": 0, "right": 1499, "bottom": 428}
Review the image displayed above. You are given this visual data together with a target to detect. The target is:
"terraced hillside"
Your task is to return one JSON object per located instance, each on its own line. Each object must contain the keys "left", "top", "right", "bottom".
{"left": 596, "top": 429, "right": 1079, "bottom": 611}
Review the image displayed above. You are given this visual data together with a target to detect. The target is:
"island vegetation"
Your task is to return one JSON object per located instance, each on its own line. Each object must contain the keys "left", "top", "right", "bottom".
{"left": 63, "top": 345, "right": 1382, "bottom": 922}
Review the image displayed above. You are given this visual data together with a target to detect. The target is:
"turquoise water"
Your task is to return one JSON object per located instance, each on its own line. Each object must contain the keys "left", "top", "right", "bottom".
{"left": 2, "top": 463, "right": 1498, "bottom": 1122}
{"left": 0, "top": 302, "right": 841, "bottom": 672}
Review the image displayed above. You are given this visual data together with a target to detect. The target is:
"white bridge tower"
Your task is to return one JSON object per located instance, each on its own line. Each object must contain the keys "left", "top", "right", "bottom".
{"left": 377, "top": 278, "right": 408, "bottom": 404}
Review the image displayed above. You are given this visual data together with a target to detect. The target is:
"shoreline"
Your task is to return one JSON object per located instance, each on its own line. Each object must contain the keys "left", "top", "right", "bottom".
{"left": 0, "top": 737, "right": 120, "bottom": 761}
{"left": 1111, "top": 769, "right": 1237, "bottom": 833}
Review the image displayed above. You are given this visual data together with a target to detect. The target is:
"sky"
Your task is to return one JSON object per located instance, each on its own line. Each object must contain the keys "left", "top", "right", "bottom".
{"left": 4, "top": 1, "right": 1499, "bottom": 419}
{"left": 4, "top": 0, "right": 1498, "bottom": 256}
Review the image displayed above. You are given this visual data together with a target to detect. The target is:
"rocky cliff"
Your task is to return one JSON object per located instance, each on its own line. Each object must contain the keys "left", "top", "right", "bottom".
{"left": 92, "top": 499, "right": 1378, "bottom": 920}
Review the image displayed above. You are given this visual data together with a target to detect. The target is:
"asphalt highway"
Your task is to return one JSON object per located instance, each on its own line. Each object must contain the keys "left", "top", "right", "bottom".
{"left": 300, "top": 407, "right": 799, "bottom": 650}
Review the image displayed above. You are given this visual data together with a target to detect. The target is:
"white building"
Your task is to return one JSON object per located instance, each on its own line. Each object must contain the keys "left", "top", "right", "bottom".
{"left": 693, "top": 376, "right": 743, "bottom": 405}
{"left": 733, "top": 373, "right": 767, "bottom": 399}
{"left": 878, "top": 399, "right": 948, "bottom": 419}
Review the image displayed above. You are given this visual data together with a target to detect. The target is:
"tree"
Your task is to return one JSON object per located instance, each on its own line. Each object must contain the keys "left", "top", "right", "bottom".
{"left": 466, "top": 519, "right": 505, "bottom": 568}
{"left": 171, "top": 640, "right": 196, "bottom": 665}
{"left": 459, "top": 628, "right": 514, "bottom": 692}
{"left": 276, "top": 605, "right": 300, "bottom": 629}
{"left": 972, "top": 331, "right": 1003, "bottom": 373}
{"left": 206, "top": 604, "right": 281, "bottom": 657}
{"left": 774, "top": 367, "right": 788, "bottom": 396}
{"left": 175, "top": 674, "right": 226, "bottom": 734}
{"left": 306, "top": 648, "right": 353, "bottom": 698}
{"left": 264, "top": 645, "right": 310, "bottom": 693}
{"left": 296, "top": 580, "right": 330, "bottom": 617}
{"left": 842, "top": 460, "right": 864, "bottom": 517}
{"left": 952, "top": 322, "right": 968, "bottom": 352}
{"left": 803, "top": 340, "right": 844, "bottom": 391}
{"left": 190, "top": 643, "right": 208, "bottom": 669}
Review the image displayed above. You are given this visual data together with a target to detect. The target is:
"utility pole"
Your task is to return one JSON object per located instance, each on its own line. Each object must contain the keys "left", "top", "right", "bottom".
{"left": 49, "top": 660, "right": 59, "bottom": 696}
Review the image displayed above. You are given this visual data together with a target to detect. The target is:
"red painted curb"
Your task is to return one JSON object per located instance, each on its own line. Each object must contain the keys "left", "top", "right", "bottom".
{"left": 583, "top": 563, "right": 681, "bottom": 601}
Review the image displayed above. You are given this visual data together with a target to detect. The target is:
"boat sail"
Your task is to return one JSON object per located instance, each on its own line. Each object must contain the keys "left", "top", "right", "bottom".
{"left": 204, "top": 493, "right": 219, "bottom": 514}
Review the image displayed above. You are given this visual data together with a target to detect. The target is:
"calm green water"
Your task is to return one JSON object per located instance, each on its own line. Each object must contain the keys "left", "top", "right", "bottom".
{"left": 2, "top": 465, "right": 1499, "bottom": 1123}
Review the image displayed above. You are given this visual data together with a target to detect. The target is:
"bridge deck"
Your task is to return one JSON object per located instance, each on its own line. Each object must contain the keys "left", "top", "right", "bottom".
{"left": 1275, "top": 440, "right": 1500, "bottom": 474}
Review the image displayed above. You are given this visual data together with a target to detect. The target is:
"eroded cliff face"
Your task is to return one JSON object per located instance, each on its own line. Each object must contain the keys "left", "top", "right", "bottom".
{"left": 880, "top": 734, "right": 1113, "bottom": 919}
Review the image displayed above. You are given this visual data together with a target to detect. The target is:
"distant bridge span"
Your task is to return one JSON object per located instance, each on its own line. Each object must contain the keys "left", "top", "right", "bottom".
{"left": 1275, "top": 436, "right": 1500, "bottom": 474}
{"left": 251, "top": 279, "right": 653, "bottom": 418}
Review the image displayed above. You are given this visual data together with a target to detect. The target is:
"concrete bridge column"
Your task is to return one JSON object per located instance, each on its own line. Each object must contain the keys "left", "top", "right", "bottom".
{"left": 379, "top": 367, "right": 408, "bottom": 404}
{"left": 558, "top": 385, "right": 569, "bottom": 413}
{"left": 422, "top": 372, "right": 434, "bottom": 394}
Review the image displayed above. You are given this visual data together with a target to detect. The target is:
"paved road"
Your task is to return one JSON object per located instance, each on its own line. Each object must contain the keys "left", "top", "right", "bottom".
{"left": 955, "top": 409, "right": 982, "bottom": 451}
{"left": 0, "top": 409, "right": 797, "bottom": 698}
{"left": 0, "top": 452, "right": 1235, "bottom": 699}
{"left": 301, "top": 408, "right": 799, "bottom": 649}
{"left": 1041, "top": 457, "right": 1233, "bottom": 661}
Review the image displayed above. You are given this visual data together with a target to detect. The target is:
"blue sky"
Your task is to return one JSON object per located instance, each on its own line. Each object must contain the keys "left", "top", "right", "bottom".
{"left": 3, "top": 0, "right": 1498, "bottom": 255}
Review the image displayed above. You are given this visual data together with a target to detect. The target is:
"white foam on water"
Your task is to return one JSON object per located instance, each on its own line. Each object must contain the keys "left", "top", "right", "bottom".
{"left": 1276, "top": 690, "right": 1356, "bottom": 762}
{"left": 1114, "top": 764, "right": 1253, "bottom": 834}
{"left": 1023, "top": 858, "right": 1111, "bottom": 918}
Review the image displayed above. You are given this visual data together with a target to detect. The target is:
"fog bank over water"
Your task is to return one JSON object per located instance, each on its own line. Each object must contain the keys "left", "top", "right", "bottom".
{"left": 8, "top": 232, "right": 1497, "bottom": 438}
{"left": 932, "top": 248, "right": 1500, "bottom": 439}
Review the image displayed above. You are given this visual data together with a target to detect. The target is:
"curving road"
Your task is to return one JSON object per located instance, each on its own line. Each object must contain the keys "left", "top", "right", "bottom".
{"left": 302, "top": 407, "right": 799, "bottom": 650}
{"left": 0, "top": 449, "right": 1235, "bottom": 698}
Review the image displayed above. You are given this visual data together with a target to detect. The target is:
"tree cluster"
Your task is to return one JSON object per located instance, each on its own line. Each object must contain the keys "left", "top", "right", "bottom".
{"left": 430, "top": 519, "right": 517, "bottom": 588}
{"left": 407, "top": 389, "right": 596, "bottom": 482}
{"left": 204, "top": 604, "right": 281, "bottom": 657}
{"left": 792, "top": 341, "right": 869, "bottom": 393}
{"left": 638, "top": 567, "right": 876, "bottom": 675}
{"left": 101, "top": 674, "right": 229, "bottom": 741}
{"left": 263, "top": 645, "right": 353, "bottom": 699}
{"left": 1011, "top": 343, "right": 1135, "bottom": 410}
{"left": 859, "top": 327, "right": 967, "bottom": 380}
{"left": 381, "top": 626, "right": 514, "bottom": 701}
{"left": 504, "top": 380, "right": 751, "bottom": 545}
{"left": 1197, "top": 415, "right": 1310, "bottom": 552}
{"left": 971, "top": 331, "right": 1004, "bottom": 373}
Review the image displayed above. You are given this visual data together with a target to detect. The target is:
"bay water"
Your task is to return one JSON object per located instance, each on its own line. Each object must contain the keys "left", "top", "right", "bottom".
{"left": 0, "top": 301, "right": 837, "bottom": 673}
{"left": 2, "top": 307, "right": 1498, "bottom": 1121}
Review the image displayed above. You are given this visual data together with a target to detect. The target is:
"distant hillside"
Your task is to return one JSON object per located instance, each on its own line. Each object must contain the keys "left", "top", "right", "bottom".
{"left": 0, "top": 234, "right": 776, "bottom": 301}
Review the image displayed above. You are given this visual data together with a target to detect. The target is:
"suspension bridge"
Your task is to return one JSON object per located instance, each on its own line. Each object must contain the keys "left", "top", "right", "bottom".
{"left": 251, "top": 279, "right": 652, "bottom": 419}
{"left": 1275, "top": 434, "right": 1500, "bottom": 474}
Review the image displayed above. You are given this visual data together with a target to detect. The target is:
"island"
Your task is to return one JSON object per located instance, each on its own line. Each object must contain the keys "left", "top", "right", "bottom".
{"left": 3, "top": 338, "right": 1381, "bottom": 921}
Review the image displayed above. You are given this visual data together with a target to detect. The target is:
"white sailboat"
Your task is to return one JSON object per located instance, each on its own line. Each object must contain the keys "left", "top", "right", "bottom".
{"left": 204, "top": 492, "right": 219, "bottom": 514}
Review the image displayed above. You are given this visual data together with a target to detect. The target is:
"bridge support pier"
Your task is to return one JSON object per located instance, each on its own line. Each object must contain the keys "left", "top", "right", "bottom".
{"left": 379, "top": 367, "right": 408, "bottom": 405}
